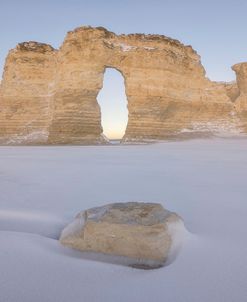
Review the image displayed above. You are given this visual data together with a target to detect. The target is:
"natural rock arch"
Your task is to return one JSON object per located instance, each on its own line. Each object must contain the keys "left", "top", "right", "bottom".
{"left": 0, "top": 26, "right": 246, "bottom": 145}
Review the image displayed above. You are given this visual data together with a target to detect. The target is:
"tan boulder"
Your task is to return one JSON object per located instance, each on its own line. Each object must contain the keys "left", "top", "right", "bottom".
{"left": 59, "top": 202, "right": 186, "bottom": 269}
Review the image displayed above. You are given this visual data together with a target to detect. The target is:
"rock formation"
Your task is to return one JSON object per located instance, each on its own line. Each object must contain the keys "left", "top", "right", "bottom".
{"left": 0, "top": 42, "right": 57, "bottom": 144}
{"left": 60, "top": 202, "right": 185, "bottom": 268}
{"left": 232, "top": 63, "right": 247, "bottom": 132}
{"left": 0, "top": 26, "right": 246, "bottom": 144}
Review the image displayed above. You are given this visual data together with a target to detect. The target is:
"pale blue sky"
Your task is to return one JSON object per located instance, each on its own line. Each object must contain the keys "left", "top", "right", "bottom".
{"left": 0, "top": 0, "right": 247, "bottom": 138}
{"left": 97, "top": 68, "right": 128, "bottom": 139}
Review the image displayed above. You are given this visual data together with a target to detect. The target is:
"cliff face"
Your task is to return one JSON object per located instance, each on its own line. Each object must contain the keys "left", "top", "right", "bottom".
{"left": 232, "top": 63, "right": 247, "bottom": 132}
{"left": 0, "top": 42, "right": 57, "bottom": 144}
{"left": 0, "top": 26, "right": 246, "bottom": 144}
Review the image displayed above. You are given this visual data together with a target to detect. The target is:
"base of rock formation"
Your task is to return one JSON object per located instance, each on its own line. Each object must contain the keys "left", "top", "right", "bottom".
{"left": 59, "top": 202, "right": 186, "bottom": 269}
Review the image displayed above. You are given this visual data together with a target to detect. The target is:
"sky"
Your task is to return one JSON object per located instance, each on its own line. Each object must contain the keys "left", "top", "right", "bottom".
{"left": 0, "top": 0, "right": 247, "bottom": 138}
{"left": 97, "top": 68, "right": 128, "bottom": 139}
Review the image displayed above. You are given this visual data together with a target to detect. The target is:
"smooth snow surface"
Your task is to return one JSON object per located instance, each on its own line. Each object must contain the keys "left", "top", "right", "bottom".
{"left": 0, "top": 138, "right": 247, "bottom": 302}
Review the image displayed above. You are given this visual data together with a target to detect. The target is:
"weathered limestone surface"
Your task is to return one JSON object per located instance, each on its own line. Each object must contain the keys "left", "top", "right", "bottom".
{"left": 232, "top": 63, "right": 247, "bottom": 132}
{"left": 60, "top": 202, "right": 185, "bottom": 268}
{"left": 0, "top": 26, "right": 246, "bottom": 144}
{"left": 0, "top": 42, "right": 57, "bottom": 144}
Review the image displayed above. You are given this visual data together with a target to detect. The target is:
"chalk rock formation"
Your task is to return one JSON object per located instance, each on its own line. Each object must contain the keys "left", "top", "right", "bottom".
{"left": 0, "top": 42, "right": 57, "bottom": 144}
{"left": 232, "top": 63, "right": 247, "bottom": 132}
{"left": 0, "top": 26, "right": 246, "bottom": 144}
{"left": 60, "top": 202, "right": 185, "bottom": 268}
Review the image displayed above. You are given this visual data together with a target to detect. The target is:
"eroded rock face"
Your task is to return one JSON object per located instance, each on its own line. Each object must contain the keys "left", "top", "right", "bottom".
{"left": 0, "top": 42, "right": 57, "bottom": 144}
{"left": 60, "top": 202, "right": 185, "bottom": 268}
{"left": 232, "top": 63, "right": 247, "bottom": 132}
{"left": 0, "top": 26, "right": 246, "bottom": 144}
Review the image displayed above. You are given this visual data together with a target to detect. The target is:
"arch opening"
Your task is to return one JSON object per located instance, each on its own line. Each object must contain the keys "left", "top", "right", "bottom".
{"left": 97, "top": 68, "right": 128, "bottom": 142}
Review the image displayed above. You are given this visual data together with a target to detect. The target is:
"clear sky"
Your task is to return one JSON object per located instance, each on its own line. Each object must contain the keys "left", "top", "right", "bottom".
{"left": 97, "top": 68, "right": 128, "bottom": 139}
{"left": 0, "top": 0, "right": 247, "bottom": 138}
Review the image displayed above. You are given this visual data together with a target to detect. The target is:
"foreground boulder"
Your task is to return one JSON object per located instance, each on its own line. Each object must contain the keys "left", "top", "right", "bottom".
{"left": 60, "top": 202, "right": 186, "bottom": 268}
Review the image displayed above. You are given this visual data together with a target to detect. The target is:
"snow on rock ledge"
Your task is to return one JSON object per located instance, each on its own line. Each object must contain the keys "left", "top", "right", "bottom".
{"left": 59, "top": 202, "right": 187, "bottom": 269}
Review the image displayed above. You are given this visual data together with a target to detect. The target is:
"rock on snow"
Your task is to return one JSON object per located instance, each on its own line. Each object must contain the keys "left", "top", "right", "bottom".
{"left": 60, "top": 202, "right": 187, "bottom": 269}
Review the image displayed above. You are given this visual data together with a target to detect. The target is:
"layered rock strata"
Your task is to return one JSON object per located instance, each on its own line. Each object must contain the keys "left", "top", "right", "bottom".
{"left": 0, "top": 42, "right": 57, "bottom": 144}
{"left": 0, "top": 26, "right": 246, "bottom": 144}
{"left": 232, "top": 63, "right": 247, "bottom": 132}
{"left": 60, "top": 202, "right": 186, "bottom": 268}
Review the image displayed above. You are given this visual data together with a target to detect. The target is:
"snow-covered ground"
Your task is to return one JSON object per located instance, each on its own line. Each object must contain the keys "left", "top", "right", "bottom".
{"left": 0, "top": 138, "right": 247, "bottom": 302}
